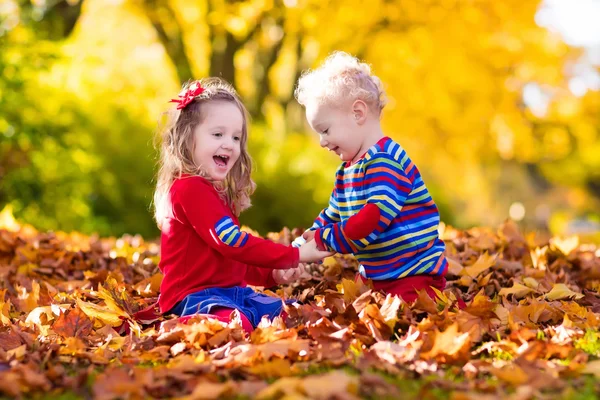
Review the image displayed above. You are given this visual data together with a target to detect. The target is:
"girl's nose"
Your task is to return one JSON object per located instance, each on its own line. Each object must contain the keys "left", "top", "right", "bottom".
{"left": 221, "top": 139, "right": 234, "bottom": 149}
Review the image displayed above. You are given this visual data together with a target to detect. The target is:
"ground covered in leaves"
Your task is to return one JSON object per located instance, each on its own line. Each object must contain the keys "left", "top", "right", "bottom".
{"left": 1, "top": 217, "right": 600, "bottom": 399}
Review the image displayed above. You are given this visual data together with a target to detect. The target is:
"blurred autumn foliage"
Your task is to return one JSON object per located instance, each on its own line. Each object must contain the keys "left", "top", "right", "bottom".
{"left": 0, "top": 0, "right": 599, "bottom": 237}
{"left": 1, "top": 210, "right": 600, "bottom": 398}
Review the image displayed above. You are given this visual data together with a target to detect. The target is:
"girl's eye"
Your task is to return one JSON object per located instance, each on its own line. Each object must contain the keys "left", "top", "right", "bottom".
{"left": 213, "top": 132, "right": 222, "bottom": 137}
{"left": 233, "top": 136, "right": 241, "bottom": 142}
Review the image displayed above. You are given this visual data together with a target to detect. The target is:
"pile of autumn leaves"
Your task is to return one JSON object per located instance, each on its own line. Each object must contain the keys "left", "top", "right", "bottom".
{"left": 1, "top": 220, "right": 600, "bottom": 399}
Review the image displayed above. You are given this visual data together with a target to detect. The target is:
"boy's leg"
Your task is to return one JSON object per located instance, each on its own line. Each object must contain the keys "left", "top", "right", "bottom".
{"left": 367, "top": 274, "right": 447, "bottom": 303}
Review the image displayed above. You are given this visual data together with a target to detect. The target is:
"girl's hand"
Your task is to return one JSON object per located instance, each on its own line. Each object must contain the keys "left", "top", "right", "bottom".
{"left": 299, "top": 239, "right": 334, "bottom": 263}
{"left": 272, "top": 263, "right": 312, "bottom": 284}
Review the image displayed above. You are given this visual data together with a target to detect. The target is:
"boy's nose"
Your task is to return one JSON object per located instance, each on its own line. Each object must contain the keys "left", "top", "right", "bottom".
{"left": 319, "top": 137, "right": 329, "bottom": 148}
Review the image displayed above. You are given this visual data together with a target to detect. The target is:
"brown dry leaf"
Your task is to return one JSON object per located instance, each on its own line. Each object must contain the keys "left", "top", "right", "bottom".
{"left": 15, "top": 280, "right": 40, "bottom": 313}
{"left": 52, "top": 307, "right": 94, "bottom": 338}
{"left": 3, "top": 213, "right": 600, "bottom": 399}
{"left": 467, "top": 228, "right": 497, "bottom": 251}
{"left": 0, "top": 364, "right": 51, "bottom": 396}
{"left": 259, "top": 339, "right": 311, "bottom": 360}
{"left": 179, "top": 380, "right": 235, "bottom": 400}
{"left": 0, "top": 330, "right": 24, "bottom": 351}
{"left": 133, "top": 273, "right": 163, "bottom": 297}
{"left": 25, "top": 304, "right": 70, "bottom": 329}
{"left": 93, "top": 367, "right": 152, "bottom": 400}
{"left": 412, "top": 288, "right": 439, "bottom": 313}
{"left": 378, "top": 294, "right": 403, "bottom": 329}
{"left": 255, "top": 376, "right": 303, "bottom": 399}
{"left": 498, "top": 219, "right": 525, "bottom": 243}
{"left": 581, "top": 360, "right": 600, "bottom": 378}
{"left": 509, "top": 299, "right": 563, "bottom": 327}
{"left": 371, "top": 341, "right": 418, "bottom": 364}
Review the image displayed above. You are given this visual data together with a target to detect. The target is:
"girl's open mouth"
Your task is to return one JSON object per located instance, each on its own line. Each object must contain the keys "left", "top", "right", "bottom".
{"left": 213, "top": 155, "right": 229, "bottom": 168}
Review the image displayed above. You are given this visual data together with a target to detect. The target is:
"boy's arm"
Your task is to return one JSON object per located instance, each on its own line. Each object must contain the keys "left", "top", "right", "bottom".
{"left": 314, "top": 154, "right": 412, "bottom": 253}
{"left": 291, "top": 183, "right": 342, "bottom": 248}
{"left": 173, "top": 177, "right": 299, "bottom": 269}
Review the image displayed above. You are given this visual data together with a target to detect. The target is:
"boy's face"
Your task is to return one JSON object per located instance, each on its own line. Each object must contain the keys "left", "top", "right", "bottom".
{"left": 305, "top": 101, "right": 365, "bottom": 163}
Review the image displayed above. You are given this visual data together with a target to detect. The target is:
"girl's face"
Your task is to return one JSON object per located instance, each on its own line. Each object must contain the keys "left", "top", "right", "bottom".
{"left": 192, "top": 100, "right": 243, "bottom": 181}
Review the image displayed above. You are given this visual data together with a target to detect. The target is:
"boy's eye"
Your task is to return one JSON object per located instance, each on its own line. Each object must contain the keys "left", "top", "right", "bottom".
{"left": 322, "top": 129, "right": 329, "bottom": 134}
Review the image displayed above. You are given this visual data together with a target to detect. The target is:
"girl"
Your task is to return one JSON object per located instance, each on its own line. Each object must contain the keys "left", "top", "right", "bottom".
{"left": 154, "top": 78, "right": 331, "bottom": 333}
{"left": 292, "top": 52, "right": 448, "bottom": 302}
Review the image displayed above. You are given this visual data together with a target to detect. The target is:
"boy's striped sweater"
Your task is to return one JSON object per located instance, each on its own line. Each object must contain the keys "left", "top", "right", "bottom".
{"left": 300, "top": 136, "right": 447, "bottom": 280}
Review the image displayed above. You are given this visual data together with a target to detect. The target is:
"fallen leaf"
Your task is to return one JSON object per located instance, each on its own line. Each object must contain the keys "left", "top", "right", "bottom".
{"left": 544, "top": 284, "right": 584, "bottom": 301}
{"left": 582, "top": 360, "right": 600, "bottom": 378}
{"left": 76, "top": 299, "right": 126, "bottom": 327}
{"left": 499, "top": 282, "right": 535, "bottom": 299}
{"left": 460, "top": 253, "right": 496, "bottom": 279}
{"left": 550, "top": 236, "right": 579, "bottom": 256}
{"left": 52, "top": 307, "right": 94, "bottom": 338}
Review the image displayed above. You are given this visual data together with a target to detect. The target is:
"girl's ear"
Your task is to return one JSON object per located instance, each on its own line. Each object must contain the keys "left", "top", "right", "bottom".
{"left": 352, "top": 99, "right": 368, "bottom": 125}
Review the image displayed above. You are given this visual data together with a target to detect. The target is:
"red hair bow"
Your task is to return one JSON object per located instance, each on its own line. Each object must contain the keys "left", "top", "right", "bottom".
{"left": 170, "top": 82, "right": 205, "bottom": 110}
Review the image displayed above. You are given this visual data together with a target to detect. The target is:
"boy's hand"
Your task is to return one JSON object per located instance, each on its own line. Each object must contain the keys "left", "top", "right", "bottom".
{"left": 302, "top": 230, "right": 316, "bottom": 242}
{"left": 299, "top": 239, "right": 333, "bottom": 263}
{"left": 272, "top": 264, "right": 312, "bottom": 284}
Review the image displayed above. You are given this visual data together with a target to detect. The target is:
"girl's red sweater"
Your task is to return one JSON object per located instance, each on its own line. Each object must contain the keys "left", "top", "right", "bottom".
{"left": 158, "top": 176, "right": 299, "bottom": 313}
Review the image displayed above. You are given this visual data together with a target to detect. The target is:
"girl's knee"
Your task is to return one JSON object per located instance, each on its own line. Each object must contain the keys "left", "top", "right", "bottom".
{"left": 211, "top": 307, "right": 254, "bottom": 333}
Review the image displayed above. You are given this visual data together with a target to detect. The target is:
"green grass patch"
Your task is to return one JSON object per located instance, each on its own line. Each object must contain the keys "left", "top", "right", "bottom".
{"left": 575, "top": 330, "right": 600, "bottom": 357}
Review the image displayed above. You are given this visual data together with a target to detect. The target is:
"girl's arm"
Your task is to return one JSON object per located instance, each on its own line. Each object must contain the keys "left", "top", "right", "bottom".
{"left": 313, "top": 153, "right": 413, "bottom": 253}
{"left": 173, "top": 177, "right": 299, "bottom": 269}
{"left": 243, "top": 264, "right": 277, "bottom": 287}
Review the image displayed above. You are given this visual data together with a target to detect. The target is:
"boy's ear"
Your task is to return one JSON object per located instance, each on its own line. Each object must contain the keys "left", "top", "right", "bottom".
{"left": 352, "top": 99, "right": 368, "bottom": 125}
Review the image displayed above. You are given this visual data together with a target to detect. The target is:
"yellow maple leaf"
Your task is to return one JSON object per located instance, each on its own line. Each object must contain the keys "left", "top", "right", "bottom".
{"left": 421, "top": 323, "right": 471, "bottom": 361}
{"left": 460, "top": 252, "right": 496, "bottom": 278}
{"left": 544, "top": 283, "right": 584, "bottom": 301}
{"left": 97, "top": 281, "right": 130, "bottom": 318}
{"left": 550, "top": 235, "right": 579, "bottom": 256}
{"left": 498, "top": 282, "right": 535, "bottom": 299}
{"left": 0, "top": 205, "right": 20, "bottom": 231}
{"left": 490, "top": 364, "right": 529, "bottom": 386}
{"left": 302, "top": 370, "right": 359, "bottom": 398}
{"left": 0, "top": 289, "right": 12, "bottom": 326}
{"left": 337, "top": 278, "right": 359, "bottom": 303}
{"left": 446, "top": 257, "right": 463, "bottom": 275}
{"left": 76, "top": 299, "right": 125, "bottom": 327}
{"left": 248, "top": 358, "right": 292, "bottom": 379}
